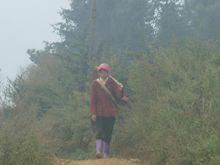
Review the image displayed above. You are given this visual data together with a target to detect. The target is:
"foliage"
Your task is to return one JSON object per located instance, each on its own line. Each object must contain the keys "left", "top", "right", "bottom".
{"left": 2, "top": 0, "right": 220, "bottom": 164}
{"left": 0, "top": 108, "right": 52, "bottom": 165}
{"left": 35, "top": 91, "right": 93, "bottom": 158}
{"left": 113, "top": 41, "right": 220, "bottom": 164}
{"left": 54, "top": 0, "right": 152, "bottom": 58}
{"left": 186, "top": 0, "right": 220, "bottom": 41}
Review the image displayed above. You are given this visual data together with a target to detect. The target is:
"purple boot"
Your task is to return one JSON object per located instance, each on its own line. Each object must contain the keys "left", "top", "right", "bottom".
{"left": 96, "top": 139, "right": 103, "bottom": 158}
{"left": 103, "top": 141, "right": 110, "bottom": 159}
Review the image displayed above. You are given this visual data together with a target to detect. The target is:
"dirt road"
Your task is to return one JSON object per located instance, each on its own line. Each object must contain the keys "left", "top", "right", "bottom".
{"left": 57, "top": 158, "right": 143, "bottom": 165}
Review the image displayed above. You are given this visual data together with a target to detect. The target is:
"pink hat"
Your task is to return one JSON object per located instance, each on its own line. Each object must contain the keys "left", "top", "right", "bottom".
{"left": 96, "top": 63, "right": 111, "bottom": 71}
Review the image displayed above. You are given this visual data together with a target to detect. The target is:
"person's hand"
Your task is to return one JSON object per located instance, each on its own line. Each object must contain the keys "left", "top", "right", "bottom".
{"left": 121, "top": 95, "right": 129, "bottom": 102}
{"left": 91, "top": 115, "right": 96, "bottom": 121}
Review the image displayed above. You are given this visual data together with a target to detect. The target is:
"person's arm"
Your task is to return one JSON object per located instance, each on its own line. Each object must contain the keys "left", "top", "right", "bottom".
{"left": 90, "top": 81, "right": 97, "bottom": 120}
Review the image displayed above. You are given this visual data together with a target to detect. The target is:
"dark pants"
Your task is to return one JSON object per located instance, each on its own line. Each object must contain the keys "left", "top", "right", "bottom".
{"left": 95, "top": 116, "right": 115, "bottom": 144}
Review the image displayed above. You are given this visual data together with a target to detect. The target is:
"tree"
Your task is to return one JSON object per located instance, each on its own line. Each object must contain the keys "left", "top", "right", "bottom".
{"left": 54, "top": 0, "right": 152, "bottom": 59}
{"left": 185, "top": 0, "right": 220, "bottom": 42}
{"left": 153, "top": 0, "right": 190, "bottom": 43}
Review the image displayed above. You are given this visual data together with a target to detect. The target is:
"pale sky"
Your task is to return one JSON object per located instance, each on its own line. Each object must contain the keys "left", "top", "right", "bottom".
{"left": 0, "top": 0, "right": 70, "bottom": 82}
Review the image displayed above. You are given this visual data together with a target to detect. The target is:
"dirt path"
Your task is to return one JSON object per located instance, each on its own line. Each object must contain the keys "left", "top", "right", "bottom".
{"left": 56, "top": 158, "right": 143, "bottom": 165}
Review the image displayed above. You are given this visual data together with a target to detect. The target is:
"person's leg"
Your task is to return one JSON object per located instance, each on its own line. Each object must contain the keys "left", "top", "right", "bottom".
{"left": 102, "top": 141, "right": 110, "bottom": 158}
{"left": 95, "top": 139, "right": 103, "bottom": 158}
{"left": 95, "top": 117, "right": 104, "bottom": 158}
{"left": 102, "top": 117, "right": 115, "bottom": 158}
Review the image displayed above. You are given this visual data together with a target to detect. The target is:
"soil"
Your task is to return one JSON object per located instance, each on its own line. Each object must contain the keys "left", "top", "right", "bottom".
{"left": 56, "top": 158, "right": 144, "bottom": 165}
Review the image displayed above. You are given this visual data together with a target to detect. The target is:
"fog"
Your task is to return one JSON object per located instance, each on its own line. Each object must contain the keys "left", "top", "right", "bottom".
{"left": 0, "top": 0, "right": 69, "bottom": 81}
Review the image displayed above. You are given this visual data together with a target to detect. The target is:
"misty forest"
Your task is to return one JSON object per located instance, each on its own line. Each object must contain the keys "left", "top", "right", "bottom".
{"left": 0, "top": 0, "right": 220, "bottom": 164}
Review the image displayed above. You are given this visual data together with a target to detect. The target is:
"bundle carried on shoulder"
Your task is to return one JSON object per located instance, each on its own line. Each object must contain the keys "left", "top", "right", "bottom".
{"left": 96, "top": 76, "right": 129, "bottom": 106}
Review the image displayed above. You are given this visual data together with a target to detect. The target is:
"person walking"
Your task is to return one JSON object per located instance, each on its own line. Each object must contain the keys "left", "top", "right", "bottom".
{"left": 89, "top": 63, "right": 127, "bottom": 159}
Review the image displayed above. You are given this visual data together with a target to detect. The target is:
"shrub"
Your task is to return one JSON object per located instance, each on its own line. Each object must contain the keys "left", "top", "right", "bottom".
{"left": 112, "top": 41, "right": 220, "bottom": 164}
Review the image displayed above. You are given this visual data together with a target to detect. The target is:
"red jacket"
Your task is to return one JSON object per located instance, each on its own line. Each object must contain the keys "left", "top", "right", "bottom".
{"left": 89, "top": 77, "right": 122, "bottom": 117}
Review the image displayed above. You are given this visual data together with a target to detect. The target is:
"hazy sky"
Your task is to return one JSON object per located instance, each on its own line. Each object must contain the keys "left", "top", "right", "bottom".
{"left": 0, "top": 0, "right": 70, "bottom": 82}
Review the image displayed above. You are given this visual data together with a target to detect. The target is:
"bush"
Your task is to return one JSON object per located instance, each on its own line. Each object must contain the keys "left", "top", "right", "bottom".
{"left": 0, "top": 128, "right": 52, "bottom": 165}
{"left": 112, "top": 41, "right": 220, "bottom": 164}
{"left": 35, "top": 91, "right": 93, "bottom": 158}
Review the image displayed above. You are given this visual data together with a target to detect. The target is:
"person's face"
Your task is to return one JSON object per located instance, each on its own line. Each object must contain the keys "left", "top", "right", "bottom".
{"left": 98, "top": 69, "right": 109, "bottom": 79}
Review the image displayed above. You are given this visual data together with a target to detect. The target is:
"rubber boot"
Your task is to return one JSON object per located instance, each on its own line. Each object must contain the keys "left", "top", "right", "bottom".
{"left": 96, "top": 139, "right": 103, "bottom": 158}
{"left": 103, "top": 142, "right": 110, "bottom": 159}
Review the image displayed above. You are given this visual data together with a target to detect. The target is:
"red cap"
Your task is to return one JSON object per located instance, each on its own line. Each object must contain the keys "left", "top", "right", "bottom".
{"left": 96, "top": 63, "right": 111, "bottom": 71}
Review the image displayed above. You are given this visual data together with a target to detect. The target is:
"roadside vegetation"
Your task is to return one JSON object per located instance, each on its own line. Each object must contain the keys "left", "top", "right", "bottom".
{"left": 0, "top": 0, "right": 220, "bottom": 164}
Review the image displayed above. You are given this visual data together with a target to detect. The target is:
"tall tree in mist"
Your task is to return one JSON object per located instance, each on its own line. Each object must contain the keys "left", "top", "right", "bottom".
{"left": 156, "top": 0, "right": 190, "bottom": 43}
{"left": 185, "top": 0, "right": 220, "bottom": 42}
{"left": 54, "top": 0, "right": 152, "bottom": 59}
